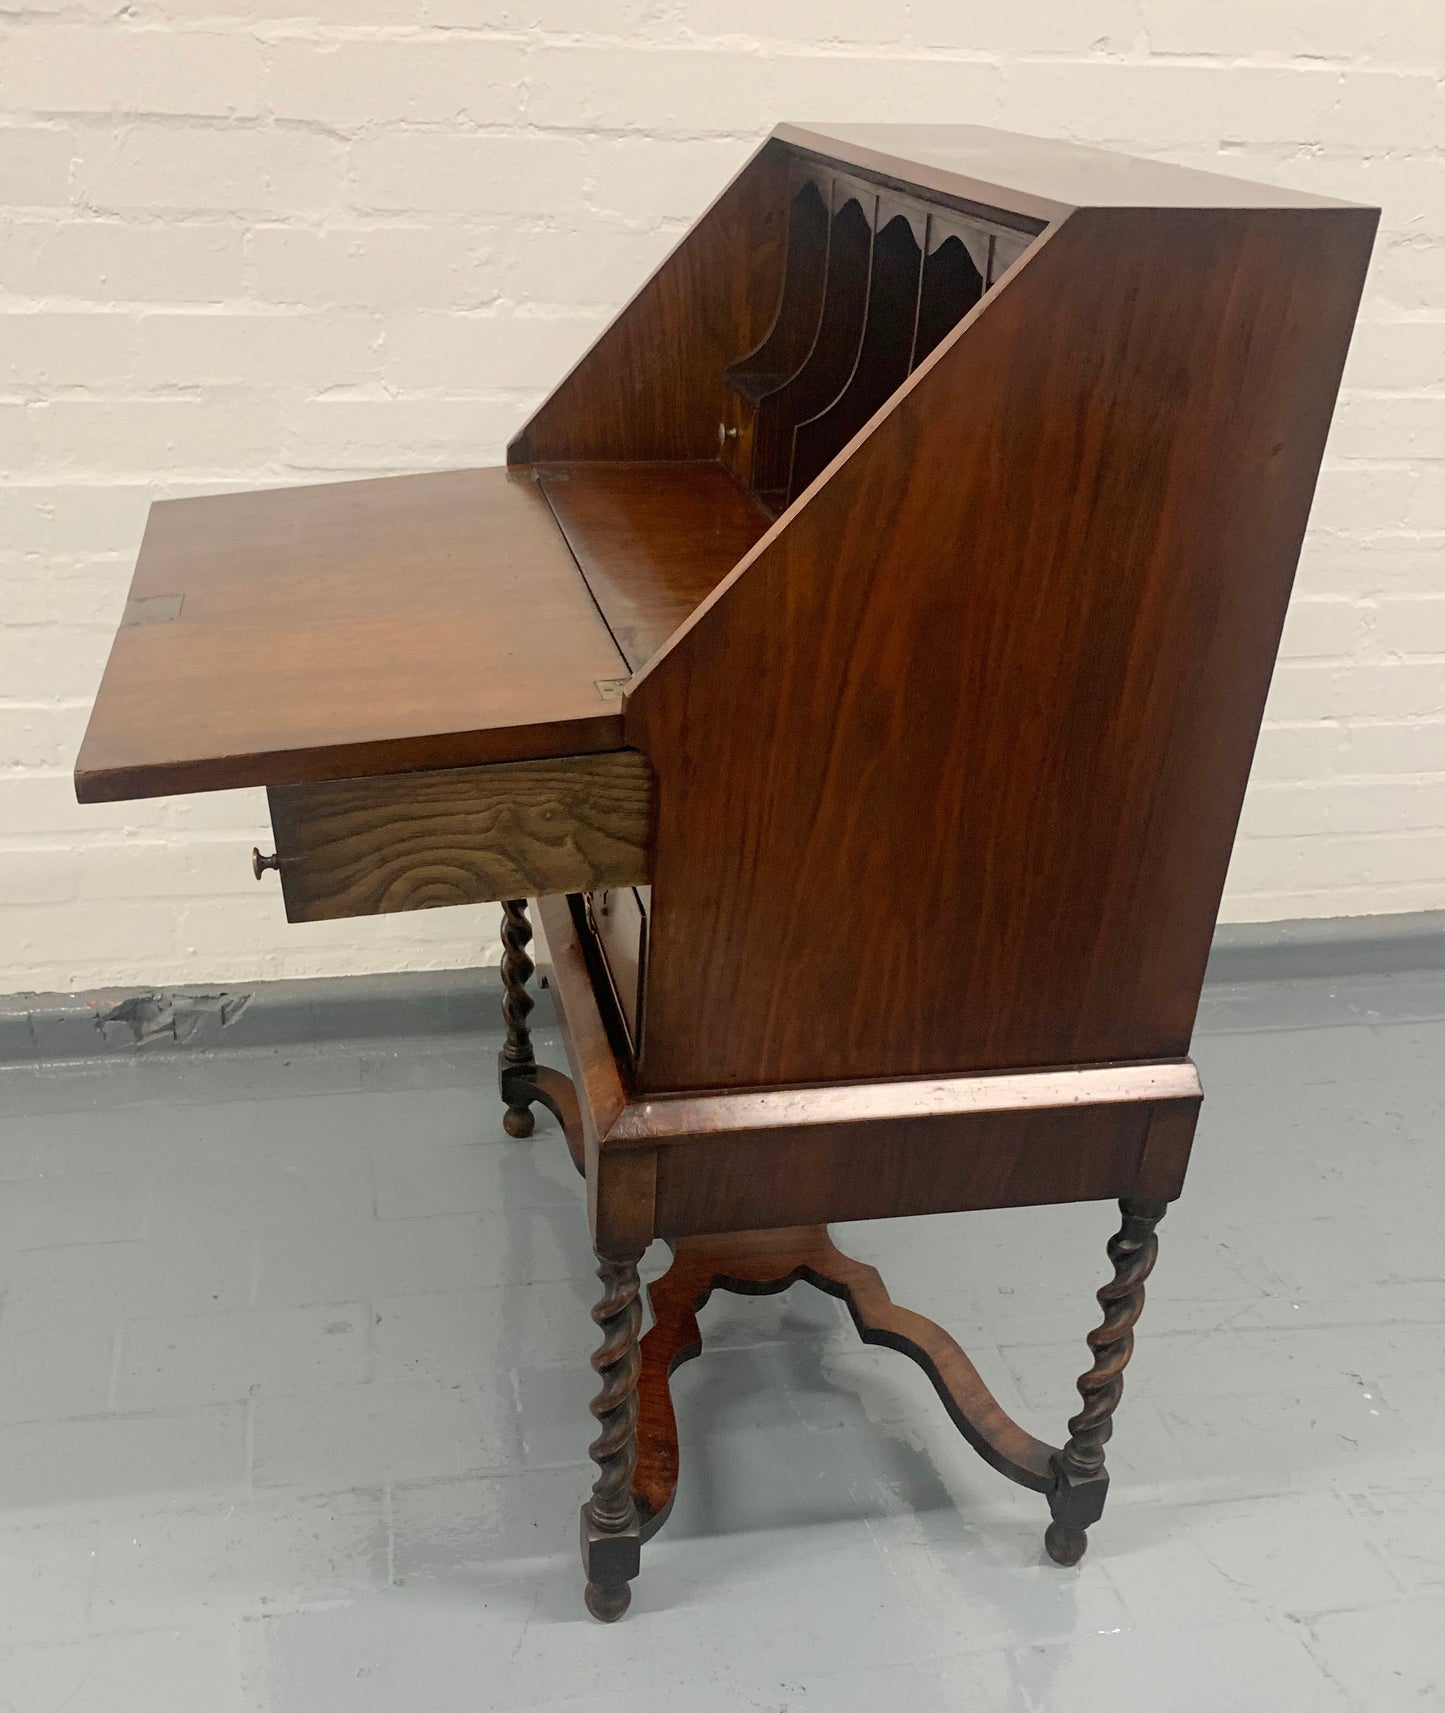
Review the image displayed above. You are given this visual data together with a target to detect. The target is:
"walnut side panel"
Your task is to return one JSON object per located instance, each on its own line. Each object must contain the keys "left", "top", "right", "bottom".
{"left": 627, "top": 202, "right": 1377, "bottom": 1092}
{"left": 269, "top": 751, "right": 654, "bottom": 924}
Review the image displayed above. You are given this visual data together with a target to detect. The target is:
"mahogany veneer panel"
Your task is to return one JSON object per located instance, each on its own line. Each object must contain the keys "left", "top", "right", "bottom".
{"left": 652, "top": 1106, "right": 1151, "bottom": 1236}
{"left": 533, "top": 890, "right": 1200, "bottom": 1237}
{"left": 75, "top": 468, "right": 629, "bottom": 802}
{"left": 537, "top": 463, "right": 773, "bottom": 671}
{"left": 627, "top": 203, "right": 1378, "bottom": 1091}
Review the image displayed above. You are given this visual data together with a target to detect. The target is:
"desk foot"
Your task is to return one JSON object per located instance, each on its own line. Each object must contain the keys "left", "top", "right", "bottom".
{"left": 498, "top": 898, "right": 537, "bottom": 1138}
{"left": 502, "top": 1106, "right": 535, "bottom": 1139}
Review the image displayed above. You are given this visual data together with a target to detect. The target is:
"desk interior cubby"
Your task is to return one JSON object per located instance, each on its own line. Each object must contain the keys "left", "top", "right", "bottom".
{"left": 511, "top": 137, "right": 1046, "bottom": 689}
{"left": 728, "top": 157, "right": 1040, "bottom": 512}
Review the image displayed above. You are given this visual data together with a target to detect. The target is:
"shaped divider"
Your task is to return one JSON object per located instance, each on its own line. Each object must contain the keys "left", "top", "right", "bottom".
{"left": 911, "top": 225, "right": 986, "bottom": 369}
{"left": 720, "top": 156, "right": 1045, "bottom": 516}
{"left": 989, "top": 230, "right": 1033, "bottom": 285}
{"left": 790, "top": 208, "right": 925, "bottom": 500}
{"left": 749, "top": 189, "right": 876, "bottom": 503}
{"left": 725, "top": 174, "right": 830, "bottom": 408}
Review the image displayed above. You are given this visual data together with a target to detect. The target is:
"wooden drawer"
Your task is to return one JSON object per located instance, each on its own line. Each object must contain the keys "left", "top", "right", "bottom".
{"left": 265, "top": 749, "right": 653, "bottom": 924}
{"left": 586, "top": 884, "right": 649, "bottom": 1053}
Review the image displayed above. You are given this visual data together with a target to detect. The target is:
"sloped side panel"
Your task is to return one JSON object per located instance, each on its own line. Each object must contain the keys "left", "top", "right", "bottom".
{"left": 509, "top": 139, "right": 788, "bottom": 466}
{"left": 625, "top": 203, "right": 1376, "bottom": 1092}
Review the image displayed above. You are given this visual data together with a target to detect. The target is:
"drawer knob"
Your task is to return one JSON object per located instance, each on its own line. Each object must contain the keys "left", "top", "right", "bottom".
{"left": 252, "top": 847, "right": 281, "bottom": 880}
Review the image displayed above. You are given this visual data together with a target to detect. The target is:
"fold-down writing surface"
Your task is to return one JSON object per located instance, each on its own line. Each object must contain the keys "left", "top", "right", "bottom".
{"left": 75, "top": 467, "right": 629, "bottom": 802}
{"left": 537, "top": 462, "right": 773, "bottom": 671}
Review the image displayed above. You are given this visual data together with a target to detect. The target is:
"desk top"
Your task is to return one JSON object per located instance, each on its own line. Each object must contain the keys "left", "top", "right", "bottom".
{"left": 776, "top": 124, "right": 1362, "bottom": 224}
{"left": 75, "top": 467, "right": 630, "bottom": 802}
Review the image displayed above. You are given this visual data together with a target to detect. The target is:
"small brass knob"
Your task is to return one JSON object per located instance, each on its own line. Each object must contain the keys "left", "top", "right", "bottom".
{"left": 252, "top": 847, "right": 281, "bottom": 880}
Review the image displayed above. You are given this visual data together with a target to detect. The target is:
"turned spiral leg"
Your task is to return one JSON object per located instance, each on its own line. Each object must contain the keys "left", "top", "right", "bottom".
{"left": 581, "top": 1251, "right": 644, "bottom": 1621}
{"left": 1045, "top": 1197, "right": 1167, "bottom": 1566}
{"left": 498, "top": 898, "right": 537, "bottom": 1138}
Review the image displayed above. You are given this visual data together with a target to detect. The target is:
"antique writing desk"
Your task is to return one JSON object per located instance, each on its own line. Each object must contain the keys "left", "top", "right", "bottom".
{"left": 77, "top": 125, "right": 1375, "bottom": 1621}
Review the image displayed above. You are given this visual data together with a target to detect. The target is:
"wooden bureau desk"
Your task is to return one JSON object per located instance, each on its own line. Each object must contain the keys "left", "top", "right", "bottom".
{"left": 77, "top": 124, "right": 1376, "bottom": 1621}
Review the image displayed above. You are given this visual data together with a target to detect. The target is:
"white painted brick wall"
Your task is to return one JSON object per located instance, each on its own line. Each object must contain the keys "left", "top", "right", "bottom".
{"left": 2, "top": 2, "right": 1442, "bottom": 991}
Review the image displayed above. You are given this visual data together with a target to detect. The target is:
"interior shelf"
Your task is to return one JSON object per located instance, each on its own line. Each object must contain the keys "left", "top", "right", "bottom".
{"left": 537, "top": 462, "right": 774, "bottom": 673}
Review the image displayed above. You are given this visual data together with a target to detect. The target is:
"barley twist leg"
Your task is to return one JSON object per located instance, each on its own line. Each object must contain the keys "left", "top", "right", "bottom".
{"left": 1045, "top": 1197, "right": 1167, "bottom": 1566}
{"left": 498, "top": 898, "right": 537, "bottom": 1138}
{"left": 581, "top": 1252, "right": 644, "bottom": 1620}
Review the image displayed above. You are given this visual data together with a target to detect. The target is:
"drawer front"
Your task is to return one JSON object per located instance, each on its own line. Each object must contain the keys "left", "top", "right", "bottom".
{"left": 265, "top": 750, "right": 653, "bottom": 924}
{"left": 587, "top": 884, "right": 649, "bottom": 1053}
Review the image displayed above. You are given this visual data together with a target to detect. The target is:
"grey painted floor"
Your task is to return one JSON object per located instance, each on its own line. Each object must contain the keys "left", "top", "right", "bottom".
{"left": 0, "top": 970, "right": 1441, "bottom": 1711}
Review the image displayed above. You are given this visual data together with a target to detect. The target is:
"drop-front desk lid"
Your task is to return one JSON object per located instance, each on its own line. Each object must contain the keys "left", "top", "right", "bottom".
{"left": 74, "top": 467, "right": 634, "bottom": 803}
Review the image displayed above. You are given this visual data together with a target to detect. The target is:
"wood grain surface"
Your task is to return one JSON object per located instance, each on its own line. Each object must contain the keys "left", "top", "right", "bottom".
{"left": 268, "top": 750, "right": 654, "bottom": 924}
{"left": 536, "top": 883, "right": 1198, "bottom": 1238}
{"left": 538, "top": 463, "right": 772, "bottom": 670}
{"left": 627, "top": 200, "right": 1376, "bottom": 1092}
{"left": 75, "top": 468, "right": 628, "bottom": 802}
{"left": 651, "top": 1103, "right": 1157, "bottom": 1235}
